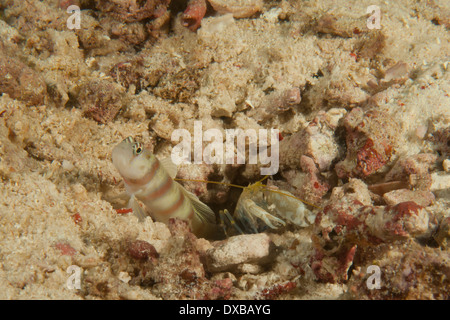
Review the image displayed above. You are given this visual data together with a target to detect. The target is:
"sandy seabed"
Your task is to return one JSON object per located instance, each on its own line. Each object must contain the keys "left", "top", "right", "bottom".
{"left": 0, "top": 0, "right": 449, "bottom": 299}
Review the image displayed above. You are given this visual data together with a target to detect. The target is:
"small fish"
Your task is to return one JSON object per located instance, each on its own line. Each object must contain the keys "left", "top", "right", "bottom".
{"left": 112, "top": 137, "right": 217, "bottom": 238}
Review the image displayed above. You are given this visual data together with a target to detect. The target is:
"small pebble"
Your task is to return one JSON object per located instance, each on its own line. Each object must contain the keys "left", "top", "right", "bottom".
{"left": 128, "top": 240, "right": 159, "bottom": 260}
{"left": 208, "top": 0, "right": 263, "bottom": 19}
{"left": 118, "top": 271, "right": 131, "bottom": 283}
{"left": 383, "top": 189, "right": 435, "bottom": 207}
{"left": 205, "top": 233, "right": 273, "bottom": 272}
{"left": 443, "top": 159, "right": 450, "bottom": 172}
{"left": 62, "top": 160, "right": 75, "bottom": 171}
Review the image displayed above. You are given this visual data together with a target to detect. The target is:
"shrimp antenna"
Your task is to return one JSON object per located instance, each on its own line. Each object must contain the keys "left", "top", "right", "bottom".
{"left": 174, "top": 178, "right": 247, "bottom": 190}
{"left": 259, "top": 186, "right": 321, "bottom": 209}
{"left": 174, "top": 176, "right": 321, "bottom": 209}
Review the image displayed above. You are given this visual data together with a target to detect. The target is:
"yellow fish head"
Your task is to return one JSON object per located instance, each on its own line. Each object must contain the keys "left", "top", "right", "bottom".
{"left": 112, "top": 136, "right": 154, "bottom": 181}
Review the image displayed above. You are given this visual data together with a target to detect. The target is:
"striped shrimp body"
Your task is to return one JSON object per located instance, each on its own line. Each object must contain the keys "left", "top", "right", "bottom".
{"left": 112, "top": 137, "right": 217, "bottom": 238}
{"left": 220, "top": 179, "right": 317, "bottom": 235}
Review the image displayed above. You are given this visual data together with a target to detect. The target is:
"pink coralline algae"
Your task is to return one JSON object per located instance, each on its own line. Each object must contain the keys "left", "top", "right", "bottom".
{"left": 310, "top": 244, "right": 357, "bottom": 283}
{"left": 257, "top": 281, "right": 297, "bottom": 299}
{"left": 54, "top": 242, "right": 77, "bottom": 256}
{"left": 347, "top": 241, "right": 450, "bottom": 299}
{"left": 128, "top": 240, "right": 159, "bottom": 261}
{"left": 317, "top": 200, "right": 430, "bottom": 244}
{"left": 130, "top": 218, "right": 235, "bottom": 299}
{"left": 204, "top": 278, "right": 233, "bottom": 300}
{"left": 58, "top": 0, "right": 80, "bottom": 10}
{"left": 309, "top": 178, "right": 433, "bottom": 286}
{"left": 355, "top": 138, "right": 387, "bottom": 177}
{"left": 335, "top": 108, "right": 398, "bottom": 179}
{"left": 181, "top": 0, "right": 207, "bottom": 32}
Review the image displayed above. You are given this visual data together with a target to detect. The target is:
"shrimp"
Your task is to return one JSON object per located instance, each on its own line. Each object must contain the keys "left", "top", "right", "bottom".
{"left": 224, "top": 178, "right": 318, "bottom": 235}
{"left": 175, "top": 176, "right": 319, "bottom": 237}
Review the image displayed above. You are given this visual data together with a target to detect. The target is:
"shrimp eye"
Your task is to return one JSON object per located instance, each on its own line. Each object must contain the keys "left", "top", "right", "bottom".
{"left": 133, "top": 143, "right": 143, "bottom": 155}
